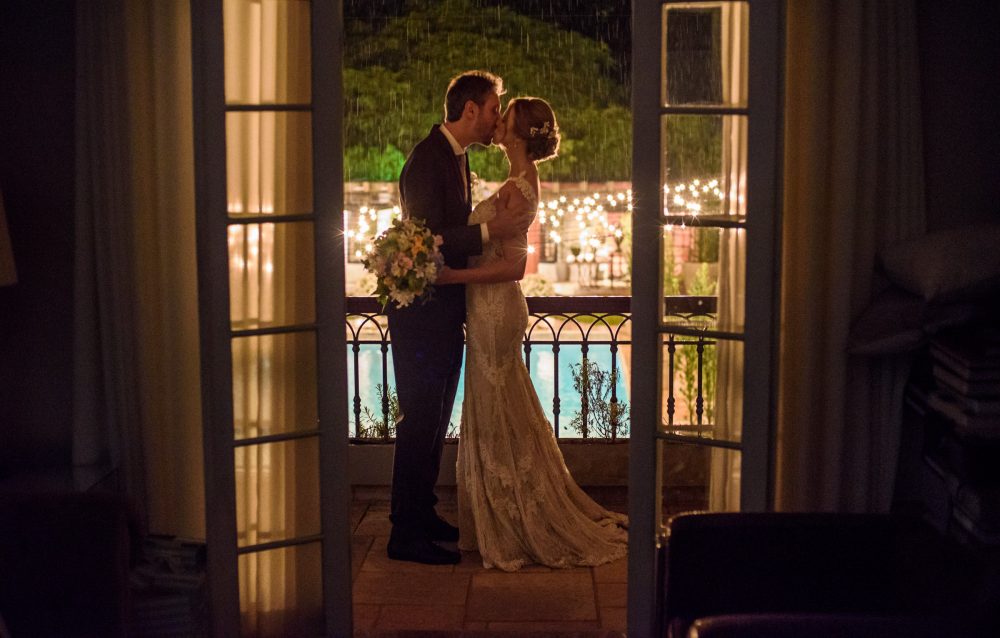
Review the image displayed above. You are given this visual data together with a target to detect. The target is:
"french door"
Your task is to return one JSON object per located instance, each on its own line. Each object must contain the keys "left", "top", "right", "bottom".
{"left": 627, "top": 1, "right": 783, "bottom": 635}
{"left": 191, "top": 0, "right": 781, "bottom": 635}
{"left": 191, "top": 1, "right": 352, "bottom": 636}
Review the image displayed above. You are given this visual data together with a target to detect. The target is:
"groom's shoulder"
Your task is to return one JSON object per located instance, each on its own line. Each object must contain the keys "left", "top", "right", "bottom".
{"left": 410, "top": 126, "right": 445, "bottom": 158}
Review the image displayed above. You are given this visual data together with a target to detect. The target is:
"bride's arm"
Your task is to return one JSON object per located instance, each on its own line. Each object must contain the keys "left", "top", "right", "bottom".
{"left": 440, "top": 184, "right": 532, "bottom": 285}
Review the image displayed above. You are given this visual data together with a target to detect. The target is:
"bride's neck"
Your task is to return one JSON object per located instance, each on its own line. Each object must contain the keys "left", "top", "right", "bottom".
{"left": 506, "top": 152, "right": 534, "bottom": 179}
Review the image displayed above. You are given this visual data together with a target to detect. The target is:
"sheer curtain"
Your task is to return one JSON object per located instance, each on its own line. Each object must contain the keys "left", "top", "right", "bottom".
{"left": 124, "top": 0, "right": 204, "bottom": 540}
{"left": 777, "top": 0, "right": 925, "bottom": 512}
{"left": 709, "top": 3, "right": 748, "bottom": 512}
{"left": 73, "top": 0, "right": 147, "bottom": 515}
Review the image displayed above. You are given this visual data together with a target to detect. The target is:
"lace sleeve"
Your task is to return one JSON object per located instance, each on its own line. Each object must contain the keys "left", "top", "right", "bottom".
{"left": 510, "top": 174, "right": 538, "bottom": 208}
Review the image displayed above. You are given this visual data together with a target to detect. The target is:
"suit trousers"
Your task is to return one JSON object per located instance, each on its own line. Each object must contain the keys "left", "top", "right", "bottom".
{"left": 387, "top": 318, "right": 465, "bottom": 539}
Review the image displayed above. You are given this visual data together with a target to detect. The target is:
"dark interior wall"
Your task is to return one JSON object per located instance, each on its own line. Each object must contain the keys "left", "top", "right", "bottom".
{"left": 916, "top": 0, "right": 1000, "bottom": 231}
{"left": 0, "top": 1, "right": 76, "bottom": 473}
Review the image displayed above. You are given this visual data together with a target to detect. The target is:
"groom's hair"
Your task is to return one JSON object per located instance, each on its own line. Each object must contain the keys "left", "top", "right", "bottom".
{"left": 444, "top": 71, "right": 504, "bottom": 122}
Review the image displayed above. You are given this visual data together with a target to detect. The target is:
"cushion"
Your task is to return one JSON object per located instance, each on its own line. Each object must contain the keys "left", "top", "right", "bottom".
{"left": 848, "top": 285, "right": 979, "bottom": 356}
{"left": 880, "top": 224, "right": 1000, "bottom": 302}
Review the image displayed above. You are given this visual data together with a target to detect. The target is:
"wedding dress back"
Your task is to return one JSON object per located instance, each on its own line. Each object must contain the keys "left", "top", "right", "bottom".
{"left": 457, "top": 174, "right": 628, "bottom": 571}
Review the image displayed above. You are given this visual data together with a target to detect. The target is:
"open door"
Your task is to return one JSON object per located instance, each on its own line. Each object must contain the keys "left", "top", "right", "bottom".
{"left": 190, "top": 1, "right": 352, "bottom": 635}
{"left": 627, "top": 1, "right": 784, "bottom": 634}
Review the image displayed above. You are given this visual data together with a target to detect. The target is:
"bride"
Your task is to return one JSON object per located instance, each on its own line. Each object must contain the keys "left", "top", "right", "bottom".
{"left": 436, "top": 97, "right": 628, "bottom": 571}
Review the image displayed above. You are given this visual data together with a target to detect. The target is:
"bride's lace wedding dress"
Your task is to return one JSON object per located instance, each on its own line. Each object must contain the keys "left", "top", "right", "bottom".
{"left": 456, "top": 174, "right": 628, "bottom": 571}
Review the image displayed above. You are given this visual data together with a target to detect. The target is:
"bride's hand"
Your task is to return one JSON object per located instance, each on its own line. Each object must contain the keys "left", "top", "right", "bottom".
{"left": 436, "top": 265, "right": 458, "bottom": 285}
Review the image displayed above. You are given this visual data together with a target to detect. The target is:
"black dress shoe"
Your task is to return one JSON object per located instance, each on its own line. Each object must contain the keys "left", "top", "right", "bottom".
{"left": 424, "top": 514, "right": 460, "bottom": 542}
{"left": 387, "top": 536, "right": 461, "bottom": 565}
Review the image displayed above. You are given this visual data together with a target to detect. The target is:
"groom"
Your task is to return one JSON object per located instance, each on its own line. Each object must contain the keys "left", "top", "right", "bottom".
{"left": 386, "top": 70, "right": 534, "bottom": 564}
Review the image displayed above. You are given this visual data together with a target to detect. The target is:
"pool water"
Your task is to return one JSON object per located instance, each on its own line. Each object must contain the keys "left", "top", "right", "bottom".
{"left": 349, "top": 344, "right": 628, "bottom": 438}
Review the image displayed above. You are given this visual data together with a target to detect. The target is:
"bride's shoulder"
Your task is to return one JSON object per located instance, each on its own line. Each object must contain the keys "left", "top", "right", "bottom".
{"left": 500, "top": 173, "right": 538, "bottom": 206}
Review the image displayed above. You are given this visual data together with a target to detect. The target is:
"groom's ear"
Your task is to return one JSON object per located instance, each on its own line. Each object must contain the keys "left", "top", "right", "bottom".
{"left": 462, "top": 99, "right": 478, "bottom": 121}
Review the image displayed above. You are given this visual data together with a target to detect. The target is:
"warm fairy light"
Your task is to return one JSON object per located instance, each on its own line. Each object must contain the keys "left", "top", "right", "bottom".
{"left": 664, "top": 177, "right": 724, "bottom": 217}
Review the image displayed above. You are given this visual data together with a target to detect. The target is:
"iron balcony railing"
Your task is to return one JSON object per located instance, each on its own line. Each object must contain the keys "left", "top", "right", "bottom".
{"left": 345, "top": 296, "right": 717, "bottom": 441}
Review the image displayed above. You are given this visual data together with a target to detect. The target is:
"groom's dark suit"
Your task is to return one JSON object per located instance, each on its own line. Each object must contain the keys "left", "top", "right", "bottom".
{"left": 388, "top": 125, "right": 480, "bottom": 540}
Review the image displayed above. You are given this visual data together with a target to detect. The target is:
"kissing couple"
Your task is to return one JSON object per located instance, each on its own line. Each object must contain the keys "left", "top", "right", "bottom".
{"left": 386, "top": 70, "right": 628, "bottom": 570}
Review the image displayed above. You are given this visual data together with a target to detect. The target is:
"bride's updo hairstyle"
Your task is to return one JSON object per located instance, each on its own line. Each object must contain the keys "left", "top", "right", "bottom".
{"left": 510, "top": 97, "right": 560, "bottom": 163}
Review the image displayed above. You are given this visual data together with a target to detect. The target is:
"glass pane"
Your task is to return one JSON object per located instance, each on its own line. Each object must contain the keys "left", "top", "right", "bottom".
{"left": 235, "top": 438, "right": 321, "bottom": 547}
{"left": 661, "top": 225, "right": 744, "bottom": 333}
{"left": 661, "top": 114, "right": 747, "bottom": 223}
{"left": 661, "top": 3, "right": 748, "bottom": 107}
{"left": 226, "top": 112, "right": 313, "bottom": 216}
{"left": 229, "top": 222, "right": 316, "bottom": 329}
{"left": 232, "top": 332, "right": 317, "bottom": 440}
{"left": 659, "top": 335, "right": 743, "bottom": 442}
{"left": 660, "top": 441, "right": 741, "bottom": 526}
{"left": 239, "top": 542, "right": 322, "bottom": 638}
{"left": 660, "top": 439, "right": 709, "bottom": 518}
{"left": 224, "top": 0, "right": 312, "bottom": 105}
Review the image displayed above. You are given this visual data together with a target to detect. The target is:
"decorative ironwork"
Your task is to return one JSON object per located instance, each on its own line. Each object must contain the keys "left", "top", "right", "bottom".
{"left": 345, "top": 296, "right": 717, "bottom": 440}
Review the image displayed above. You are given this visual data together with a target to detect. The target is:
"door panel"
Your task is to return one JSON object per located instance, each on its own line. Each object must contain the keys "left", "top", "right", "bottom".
{"left": 192, "top": 0, "right": 350, "bottom": 635}
{"left": 628, "top": 1, "right": 781, "bottom": 635}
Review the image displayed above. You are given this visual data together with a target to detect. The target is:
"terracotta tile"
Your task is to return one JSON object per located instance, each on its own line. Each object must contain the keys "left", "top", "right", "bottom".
{"left": 352, "top": 604, "right": 380, "bottom": 631}
{"left": 361, "top": 536, "right": 456, "bottom": 574}
{"left": 467, "top": 571, "right": 597, "bottom": 622}
{"left": 374, "top": 605, "right": 465, "bottom": 630}
{"left": 354, "top": 508, "right": 393, "bottom": 536}
{"left": 351, "top": 502, "right": 368, "bottom": 533}
{"left": 353, "top": 571, "right": 470, "bottom": 606}
{"left": 454, "top": 550, "right": 489, "bottom": 573}
{"left": 485, "top": 620, "right": 601, "bottom": 631}
{"left": 600, "top": 606, "right": 627, "bottom": 632}
{"left": 352, "top": 535, "right": 374, "bottom": 582}
{"left": 518, "top": 563, "right": 556, "bottom": 573}
{"left": 596, "top": 583, "right": 627, "bottom": 607}
{"left": 593, "top": 556, "right": 628, "bottom": 583}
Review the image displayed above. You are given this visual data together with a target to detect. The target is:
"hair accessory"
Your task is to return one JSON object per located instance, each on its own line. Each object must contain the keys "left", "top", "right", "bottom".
{"left": 528, "top": 121, "right": 558, "bottom": 140}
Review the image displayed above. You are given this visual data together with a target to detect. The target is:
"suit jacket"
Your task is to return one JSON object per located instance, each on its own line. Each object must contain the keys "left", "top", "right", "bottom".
{"left": 389, "top": 125, "right": 483, "bottom": 332}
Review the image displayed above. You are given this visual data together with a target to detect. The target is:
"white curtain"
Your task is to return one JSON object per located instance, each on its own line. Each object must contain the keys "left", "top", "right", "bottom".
{"left": 124, "top": 0, "right": 205, "bottom": 541}
{"left": 73, "top": 0, "right": 147, "bottom": 517}
{"left": 777, "top": 0, "right": 925, "bottom": 511}
{"left": 709, "top": 2, "right": 748, "bottom": 512}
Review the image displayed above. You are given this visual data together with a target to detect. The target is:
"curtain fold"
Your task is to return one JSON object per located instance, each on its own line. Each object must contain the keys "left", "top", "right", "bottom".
{"left": 709, "top": 2, "right": 748, "bottom": 512}
{"left": 73, "top": 0, "right": 146, "bottom": 516}
{"left": 124, "top": 1, "right": 205, "bottom": 538}
{"left": 776, "top": 0, "right": 925, "bottom": 512}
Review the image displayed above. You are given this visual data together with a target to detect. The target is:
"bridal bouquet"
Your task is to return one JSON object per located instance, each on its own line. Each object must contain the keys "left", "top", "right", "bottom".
{"left": 363, "top": 217, "right": 444, "bottom": 310}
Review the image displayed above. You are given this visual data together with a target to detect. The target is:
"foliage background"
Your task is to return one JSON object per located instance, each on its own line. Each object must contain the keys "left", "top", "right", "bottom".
{"left": 344, "top": 0, "right": 632, "bottom": 182}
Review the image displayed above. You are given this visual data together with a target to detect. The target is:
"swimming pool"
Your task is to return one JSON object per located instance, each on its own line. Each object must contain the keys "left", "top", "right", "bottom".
{"left": 348, "top": 344, "right": 629, "bottom": 439}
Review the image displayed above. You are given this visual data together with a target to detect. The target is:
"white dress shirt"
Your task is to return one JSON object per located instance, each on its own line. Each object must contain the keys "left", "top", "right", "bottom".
{"left": 440, "top": 123, "right": 490, "bottom": 244}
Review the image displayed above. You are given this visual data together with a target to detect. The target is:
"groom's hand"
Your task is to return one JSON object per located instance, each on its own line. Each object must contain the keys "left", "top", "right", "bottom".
{"left": 487, "top": 197, "right": 534, "bottom": 241}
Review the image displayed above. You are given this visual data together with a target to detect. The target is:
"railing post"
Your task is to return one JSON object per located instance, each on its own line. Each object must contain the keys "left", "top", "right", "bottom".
{"left": 696, "top": 338, "right": 705, "bottom": 426}
{"left": 552, "top": 341, "right": 561, "bottom": 438}
{"left": 580, "top": 341, "right": 590, "bottom": 439}
{"left": 352, "top": 337, "right": 361, "bottom": 437}
{"left": 667, "top": 336, "right": 676, "bottom": 427}
{"left": 343, "top": 297, "right": 714, "bottom": 441}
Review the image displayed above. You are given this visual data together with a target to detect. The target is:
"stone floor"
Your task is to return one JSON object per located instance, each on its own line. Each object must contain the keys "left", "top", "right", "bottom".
{"left": 350, "top": 487, "right": 630, "bottom": 637}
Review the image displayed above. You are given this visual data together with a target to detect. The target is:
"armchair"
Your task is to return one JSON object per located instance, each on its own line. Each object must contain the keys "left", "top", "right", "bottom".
{"left": 661, "top": 512, "right": 995, "bottom": 637}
